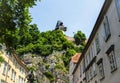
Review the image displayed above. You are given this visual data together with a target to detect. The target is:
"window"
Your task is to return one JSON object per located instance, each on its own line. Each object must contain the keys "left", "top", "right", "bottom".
{"left": 88, "top": 51, "right": 91, "bottom": 62}
{"left": 13, "top": 72, "right": 16, "bottom": 81}
{"left": 89, "top": 67, "right": 92, "bottom": 79}
{"left": 86, "top": 70, "right": 89, "bottom": 81}
{"left": 7, "top": 65, "right": 11, "bottom": 77}
{"left": 11, "top": 69, "right": 14, "bottom": 80}
{"left": 11, "top": 69, "right": 16, "bottom": 81}
{"left": 93, "top": 63, "right": 97, "bottom": 76}
{"left": 115, "top": 0, "right": 120, "bottom": 20}
{"left": 8, "top": 65, "right": 11, "bottom": 70}
{"left": 90, "top": 46, "right": 94, "bottom": 59}
{"left": 3, "top": 62, "right": 7, "bottom": 75}
{"left": 1, "top": 80, "right": 5, "bottom": 83}
{"left": 106, "top": 45, "right": 117, "bottom": 72}
{"left": 97, "top": 58, "right": 104, "bottom": 80}
{"left": 103, "top": 16, "right": 111, "bottom": 41}
{"left": 80, "top": 65, "right": 82, "bottom": 77}
{"left": 83, "top": 58, "right": 85, "bottom": 72}
{"left": 95, "top": 35, "right": 100, "bottom": 54}
{"left": 18, "top": 76, "right": 21, "bottom": 83}
{"left": 85, "top": 56, "right": 88, "bottom": 67}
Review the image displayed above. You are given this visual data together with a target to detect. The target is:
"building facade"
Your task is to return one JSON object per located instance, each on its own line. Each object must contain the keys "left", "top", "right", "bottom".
{"left": 0, "top": 45, "right": 28, "bottom": 83}
{"left": 70, "top": 0, "right": 120, "bottom": 83}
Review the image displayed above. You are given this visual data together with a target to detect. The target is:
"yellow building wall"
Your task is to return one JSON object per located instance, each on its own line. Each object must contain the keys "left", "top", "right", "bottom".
{"left": 0, "top": 50, "right": 28, "bottom": 83}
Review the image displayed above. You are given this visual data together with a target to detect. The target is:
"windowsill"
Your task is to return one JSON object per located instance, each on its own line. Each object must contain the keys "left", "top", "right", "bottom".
{"left": 105, "top": 34, "right": 111, "bottom": 42}
{"left": 97, "top": 49, "right": 101, "bottom": 55}
{"left": 111, "top": 68, "right": 117, "bottom": 73}
{"left": 100, "top": 76, "right": 105, "bottom": 81}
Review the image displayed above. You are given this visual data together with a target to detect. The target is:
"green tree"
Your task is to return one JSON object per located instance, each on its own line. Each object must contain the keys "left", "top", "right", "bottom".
{"left": 74, "top": 31, "right": 86, "bottom": 45}
{"left": 63, "top": 49, "right": 76, "bottom": 70}
{"left": 0, "top": 0, "right": 40, "bottom": 53}
{"left": 0, "top": 56, "right": 5, "bottom": 66}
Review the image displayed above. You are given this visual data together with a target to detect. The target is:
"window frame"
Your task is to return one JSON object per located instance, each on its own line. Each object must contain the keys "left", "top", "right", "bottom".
{"left": 106, "top": 45, "right": 117, "bottom": 72}
{"left": 2, "top": 62, "right": 7, "bottom": 75}
{"left": 103, "top": 16, "right": 111, "bottom": 42}
{"left": 115, "top": 0, "right": 120, "bottom": 21}
{"left": 80, "top": 65, "right": 82, "bottom": 77}
{"left": 1, "top": 80, "right": 5, "bottom": 83}
{"left": 97, "top": 58, "right": 105, "bottom": 80}
{"left": 95, "top": 35, "right": 101, "bottom": 54}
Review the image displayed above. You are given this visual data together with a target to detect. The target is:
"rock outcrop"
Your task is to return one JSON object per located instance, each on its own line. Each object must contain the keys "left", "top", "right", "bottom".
{"left": 23, "top": 51, "right": 69, "bottom": 83}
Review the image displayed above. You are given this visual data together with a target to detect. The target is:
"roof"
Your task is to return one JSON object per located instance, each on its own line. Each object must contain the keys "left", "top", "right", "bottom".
{"left": 71, "top": 53, "right": 81, "bottom": 64}
{"left": 72, "top": 0, "right": 112, "bottom": 74}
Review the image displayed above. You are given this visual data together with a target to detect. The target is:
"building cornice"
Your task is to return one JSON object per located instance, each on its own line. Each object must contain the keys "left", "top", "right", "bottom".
{"left": 13, "top": 53, "right": 28, "bottom": 72}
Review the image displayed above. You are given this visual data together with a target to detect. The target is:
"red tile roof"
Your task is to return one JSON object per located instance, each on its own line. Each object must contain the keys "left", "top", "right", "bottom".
{"left": 71, "top": 53, "right": 81, "bottom": 63}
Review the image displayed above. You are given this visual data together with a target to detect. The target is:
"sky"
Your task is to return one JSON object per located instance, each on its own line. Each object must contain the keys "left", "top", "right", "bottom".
{"left": 29, "top": 0, "right": 105, "bottom": 38}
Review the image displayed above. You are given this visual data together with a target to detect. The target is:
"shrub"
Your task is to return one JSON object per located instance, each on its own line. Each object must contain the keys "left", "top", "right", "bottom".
{"left": 55, "top": 64, "right": 63, "bottom": 69}
{"left": 44, "top": 71, "right": 54, "bottom": 82}
{"left": 0, "top": 56, "right": 5, "bottom": 66}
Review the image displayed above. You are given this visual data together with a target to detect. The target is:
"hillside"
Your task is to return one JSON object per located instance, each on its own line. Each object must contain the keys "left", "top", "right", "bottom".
{"left": 0, "top": 25, "right": 86, "bottom": 82}
{"left": 23, "top": 51, "right": 69, "bottom": 83}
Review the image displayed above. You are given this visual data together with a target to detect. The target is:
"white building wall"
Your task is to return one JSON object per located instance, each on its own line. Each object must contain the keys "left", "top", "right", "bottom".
{"left": 71, "top": 0, "right": 120, "bottom": 83}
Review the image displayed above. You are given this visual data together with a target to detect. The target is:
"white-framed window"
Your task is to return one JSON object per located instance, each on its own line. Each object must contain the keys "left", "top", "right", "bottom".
{"left": 97, "top": 58, "right": 104, "bottom": 80}
{"left": 80, "top": 65, "right": 82, "bottom": 77}
{"left": 18, "top": 76, "right": 21, "bottom": 83}
{"left": 88, "top": 51, "right": 91, "bottom": 62}
{"left": 103, "top": 16, "right": 111, "bottom": 41}
{"left": 95, "top": 35, "right": 100, "bottom": 54}
{"left": 11, "top": 69, "right": 14, "bottom": 80}
{"left": 87, "top": 54, "right": 90, "bottom": 64}
{"left": 86, "top": 70, "right": 89, "bottom": 81}
{"left": 106, "top": 45, "right": 117, "bottom": 72}
{"left": 85, "top": 55, "right": 88, "bottom": 67}
{"left": 83, "top": 58, "right": 85, "bottom": 72}
{"left": 93, "top": 63, "right": 97, "bottom": 76}
{"left": 89, "top": 67, "right": 92, "bottom": 79}
{"left": 14, "top": 72, "right": 16, "bottom": 81}
{"left": 7, "top": 65, "right": 11, "bottom": 77}
{"left": 3, "top": 62, "right": 7, "bottom": 75}
{"left": 115, "top": 0, "right": 120, "bottom": 20}
{"left": 90, "top": 46, "right": 94, "bottom": 59}
{"left": 11, "top": 69, "right": 16, "bottom": 81}
{"left": 1, "top": 80, "right": 5, "bottom": 83}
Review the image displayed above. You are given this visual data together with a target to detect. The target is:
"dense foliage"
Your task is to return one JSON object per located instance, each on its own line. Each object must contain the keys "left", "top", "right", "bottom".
{"left": 62, "top": 49, "right": 76, "bottom": 70}
{"left": 74, "top": 31, "right": 86, "bottom": 45}
{"left": 0, "top": 0, "right": 40, "bottom": 52}
{"left": 44, "top": 71, "right": 54, "bottom": 82}
{"left": 16, "top": 29, "right": 74, "bottom": 56}
{"left": 15, "top": 27, "right": 86, "bottom": 70}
